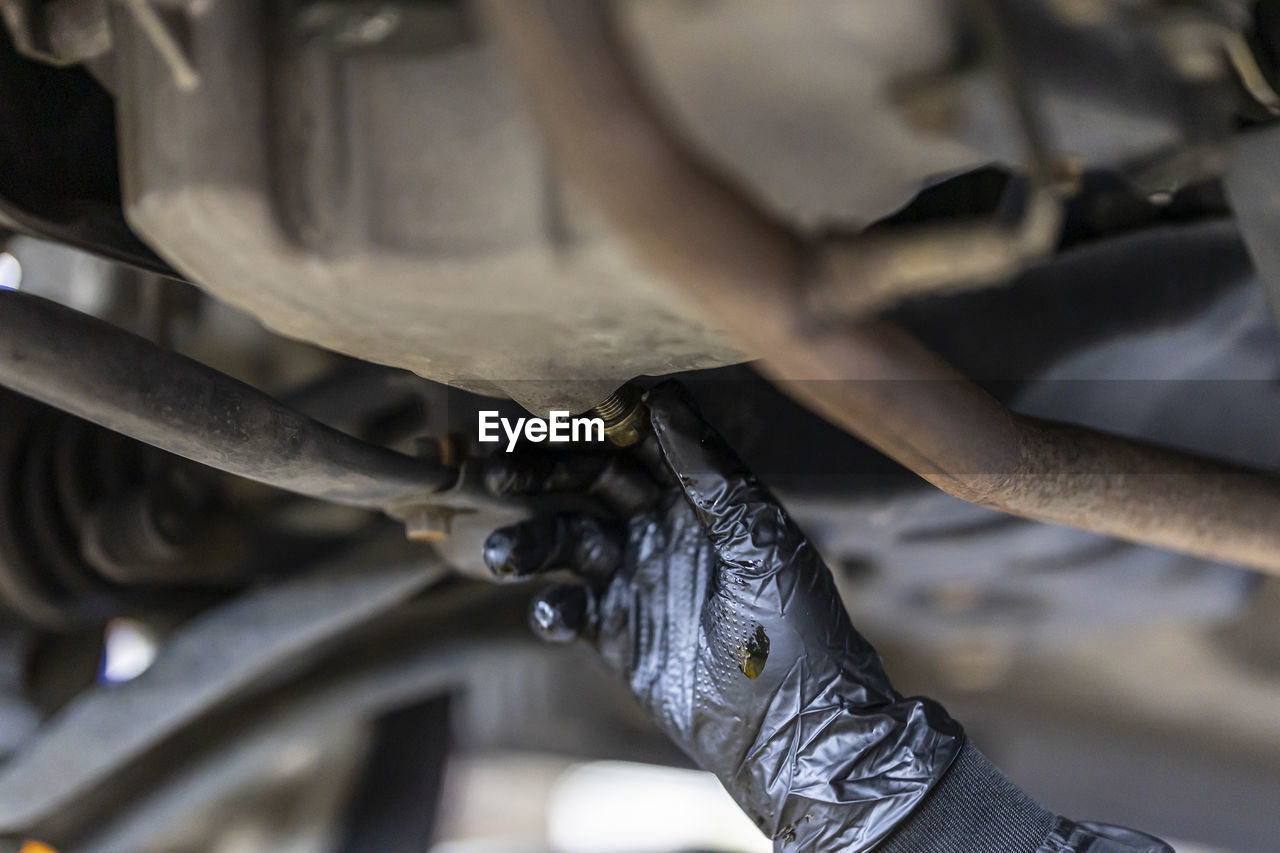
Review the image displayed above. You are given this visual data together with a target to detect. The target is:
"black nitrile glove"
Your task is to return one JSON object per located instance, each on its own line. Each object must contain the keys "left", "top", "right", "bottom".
{"left": 484, "top": 383, "right": 962, "bottom": 849}
{"left": 483, "top": 384, "right": 1172, "bottom": 853}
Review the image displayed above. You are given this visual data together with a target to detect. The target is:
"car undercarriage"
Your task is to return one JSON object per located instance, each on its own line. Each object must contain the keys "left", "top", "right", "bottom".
{"left": 2, "top": 1, "right": 1280, "bottom": 851}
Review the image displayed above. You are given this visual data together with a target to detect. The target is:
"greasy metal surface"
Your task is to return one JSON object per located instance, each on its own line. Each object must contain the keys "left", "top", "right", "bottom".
{"left": 618, "top": 0, "right": 1191, "bottom": 218}
{"left": 487, "top": 0, "right": 1280, "bottom": 575}
{"left": 108, "top": 0, "right": 745, "bottom": 413}
{"left": 614, "top": 0, "right": 975, "bottom": 228}
{"left": 0, "top": 290, "right": 452, "bottom": 509}
{"left": 102, "top": 0, "right": 1209, "bottom": 410}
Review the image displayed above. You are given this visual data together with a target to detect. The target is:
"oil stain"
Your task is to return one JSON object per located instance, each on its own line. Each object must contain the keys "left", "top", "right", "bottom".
{"left": 737, "top": 624, "right": 770, "bottom": 680}
{"left": 773, "top": 815, "right": 812, "bottom": 845}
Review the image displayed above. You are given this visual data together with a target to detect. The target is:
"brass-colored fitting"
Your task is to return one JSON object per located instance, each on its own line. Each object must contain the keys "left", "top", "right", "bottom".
{"left": 590, "top": 385, "right": 648, "bottom": 447}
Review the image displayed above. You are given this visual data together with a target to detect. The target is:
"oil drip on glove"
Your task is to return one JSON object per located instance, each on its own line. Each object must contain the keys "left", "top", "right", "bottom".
{"left": 483, "top": 383, "right": 1174, "bottom": 853}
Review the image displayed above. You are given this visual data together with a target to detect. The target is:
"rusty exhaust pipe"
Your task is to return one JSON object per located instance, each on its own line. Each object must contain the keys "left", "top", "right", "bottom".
{"left": 487, "top": 0, "right": 1280, "bottom": 575}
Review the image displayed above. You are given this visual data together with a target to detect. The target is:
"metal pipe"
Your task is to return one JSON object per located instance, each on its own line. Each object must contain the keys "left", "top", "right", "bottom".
{"left": 0, "top": 290, "right": 453, "bottom": 509}
{"left": 807, "top": 0, "right": 1066, "bottom": 319}
{"left": 487, "top": 0, "right": 1280, "bottom": 574}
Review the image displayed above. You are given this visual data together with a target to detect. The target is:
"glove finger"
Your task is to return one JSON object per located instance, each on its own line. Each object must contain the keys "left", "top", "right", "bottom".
{"left": 529, "top": 582, "right": 597, "bottom": 643}
{"left": 484, "top": 513, "right": 624, "bottom": 581}
{"left": 646, "top": 382, "right": 805, "bottom": 578}
{"left": 484, "top": 450, "right": 661, "bottom": 515}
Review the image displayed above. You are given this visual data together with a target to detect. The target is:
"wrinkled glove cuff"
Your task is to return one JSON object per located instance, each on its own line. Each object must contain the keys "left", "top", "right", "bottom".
{"left": 876, "top": 740, "right": 1055, "bottom": 853}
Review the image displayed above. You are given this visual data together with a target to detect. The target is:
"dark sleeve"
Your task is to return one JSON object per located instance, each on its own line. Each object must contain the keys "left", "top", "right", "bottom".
{"left": 874, "top": 741, "right": 1174, "bottom": 853}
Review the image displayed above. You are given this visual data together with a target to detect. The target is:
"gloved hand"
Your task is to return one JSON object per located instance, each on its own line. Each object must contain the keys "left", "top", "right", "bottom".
{"left": 483, "top": 384, "right": 1173, "bottom": 853}
{"left": 482, "top": 383, "right": 964, "bottom": 850}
